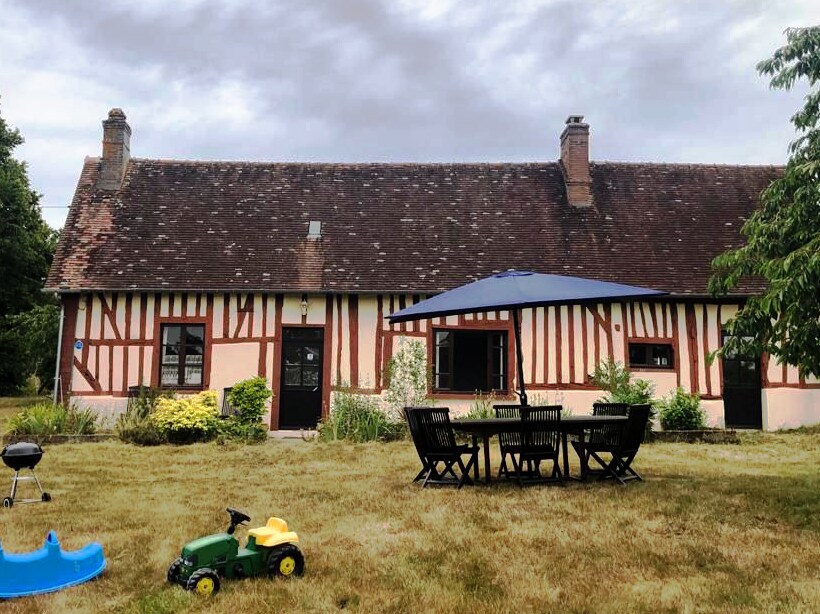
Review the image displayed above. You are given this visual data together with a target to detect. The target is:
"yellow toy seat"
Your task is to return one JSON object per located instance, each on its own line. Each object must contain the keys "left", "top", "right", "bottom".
{"left": 248, "top": 517, "right": 299, "bottom": 548}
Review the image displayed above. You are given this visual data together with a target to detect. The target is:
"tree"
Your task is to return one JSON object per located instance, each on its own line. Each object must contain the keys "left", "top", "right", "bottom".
{"left": 0, "top": 99, "right": 59, "bottom": 393}
{"left": 709, "top": 26, "right": 820, "bottom": 378}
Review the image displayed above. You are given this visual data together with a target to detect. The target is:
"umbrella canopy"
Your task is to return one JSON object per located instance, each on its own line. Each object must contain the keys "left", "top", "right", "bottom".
{"left": 388, "top": 271, "right": 667, "bottom": 404}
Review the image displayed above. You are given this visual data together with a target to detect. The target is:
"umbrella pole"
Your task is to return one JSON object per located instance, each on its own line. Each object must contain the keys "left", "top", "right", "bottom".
{"left": 512, "top": 309, "right": 528, "bottom": 406}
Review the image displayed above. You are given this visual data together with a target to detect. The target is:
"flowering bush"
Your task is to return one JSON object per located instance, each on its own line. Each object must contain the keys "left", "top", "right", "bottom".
{"left": 151, "top": 391, "right": 219, "bottom": 443}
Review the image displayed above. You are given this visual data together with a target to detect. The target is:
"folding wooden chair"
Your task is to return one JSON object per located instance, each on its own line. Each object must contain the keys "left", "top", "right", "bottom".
{"left": 575, "top": 402, "right": 630, "bottom": 464}
{"left": 515, "top": 405, "right": 563, "bottom": 486}
{"left": 494, "top": 404, "right": 522, "bottom": 480}
{"left": 406, "top": 407, "right": 479, "bottom": 489}
{"left": 405, "top": 407, "right": 431, "bottom": 483}
{"left": 572, "top": 404, "right": 651, "bottom": 485}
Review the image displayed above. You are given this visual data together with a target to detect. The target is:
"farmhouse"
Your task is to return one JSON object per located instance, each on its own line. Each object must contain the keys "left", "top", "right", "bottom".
{"left": 46, "top": 109, "right": 819, "bottom": 430}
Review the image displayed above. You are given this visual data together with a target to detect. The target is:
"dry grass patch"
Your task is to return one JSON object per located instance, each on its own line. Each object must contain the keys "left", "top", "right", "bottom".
{"left": 0, "top": 431, "right": 818, "bottom": 613}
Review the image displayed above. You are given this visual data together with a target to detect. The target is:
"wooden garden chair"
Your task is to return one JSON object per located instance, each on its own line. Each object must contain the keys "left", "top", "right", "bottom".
{"left": 406, "top": 407, "right": 479, "bottom": 489}
{"left": 575, "top": 402, "right": 630, "bottom": 464}
{"left": 494, "top": 404, "right": 522, "bottom": 480}
{"left": 404, "top": 407, "right": 432, "bottom": 483}
{"left": 572, "top": 404, "right": 651, "bottom": 485}
{"left": 515, "top": 405, "right": 563, "bottom": 486}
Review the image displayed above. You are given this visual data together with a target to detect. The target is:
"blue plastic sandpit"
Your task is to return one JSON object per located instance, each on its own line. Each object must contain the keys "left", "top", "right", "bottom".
{"left": 0, "top": 531, "right": 106, "bottom": 599}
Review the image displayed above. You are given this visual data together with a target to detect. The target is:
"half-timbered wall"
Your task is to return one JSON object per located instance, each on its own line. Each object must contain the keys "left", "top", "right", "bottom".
{"left": 60, "top": 292, "right": 819, "bottom": 429}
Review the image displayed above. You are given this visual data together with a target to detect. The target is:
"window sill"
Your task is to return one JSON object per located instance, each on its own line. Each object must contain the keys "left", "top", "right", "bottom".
{"left": 629, "top": 366, "right": 677, "bottom": 373}
{"left": 429, "top": 391, "right": 514, "bottom": 399}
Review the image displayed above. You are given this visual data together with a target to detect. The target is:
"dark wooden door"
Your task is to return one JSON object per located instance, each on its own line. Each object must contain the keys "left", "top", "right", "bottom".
{"left": 279, "top": 327, "right": 323, "bottom": 429}
{"left": 722, "top": 334, "right": 762, "bottom": 429}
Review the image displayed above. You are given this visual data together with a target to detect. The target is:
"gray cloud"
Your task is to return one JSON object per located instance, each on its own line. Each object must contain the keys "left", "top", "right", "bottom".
{"left": 0, "top": 0, "right": 817, "bottom": 228}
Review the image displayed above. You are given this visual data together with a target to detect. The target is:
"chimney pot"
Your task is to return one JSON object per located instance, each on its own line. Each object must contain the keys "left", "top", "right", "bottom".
{"left": 560, "top": 114, "right": 591, "bottom": 208}
{"left": 98, "top": 108, "right": 131, "bottom": 191}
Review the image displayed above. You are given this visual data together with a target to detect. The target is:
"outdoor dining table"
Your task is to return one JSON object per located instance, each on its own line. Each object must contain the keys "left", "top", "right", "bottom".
{"left": 451, "top": 415, "right": 629, "bottom": 484}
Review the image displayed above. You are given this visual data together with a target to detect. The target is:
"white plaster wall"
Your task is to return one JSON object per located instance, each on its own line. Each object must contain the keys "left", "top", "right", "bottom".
{"left": 701, "top": 399, "right": 726, "bottom": 428}
{"left": 763, "top": 388, "right": 820, "bottom": 430}
{"left": 633, "top": 371, "right": 679, "bottom": 399}
{"left": 210, "top": 343, "right": 261, "bottom": 412}
{"left": 70, "top": 396, "right": 127, "bottom": 428}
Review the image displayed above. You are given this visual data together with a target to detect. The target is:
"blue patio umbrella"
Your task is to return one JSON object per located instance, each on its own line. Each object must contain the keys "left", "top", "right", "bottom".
{"left": 388, "top": 271, "right": 667, "bottom": 405}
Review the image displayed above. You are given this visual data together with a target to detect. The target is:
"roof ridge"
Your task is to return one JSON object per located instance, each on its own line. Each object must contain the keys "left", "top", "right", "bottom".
{"left": 128, "top": 158, "right": 561, "bottom": 167}
{"left": 592, "top": 160, "right": 785, "bottom": 169}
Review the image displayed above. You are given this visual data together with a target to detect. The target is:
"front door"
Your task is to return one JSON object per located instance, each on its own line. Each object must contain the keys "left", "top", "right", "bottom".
{"left": 279, "top": 327, "right": 323, "bottom": 429}
{"left": 721, "top": 333, "right": 763, "bottom": 429}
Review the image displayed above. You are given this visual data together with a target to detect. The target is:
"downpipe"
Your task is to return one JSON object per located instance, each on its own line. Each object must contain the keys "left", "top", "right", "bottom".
{"left": 52, "top": 301, "right": 64, "bottom": 406}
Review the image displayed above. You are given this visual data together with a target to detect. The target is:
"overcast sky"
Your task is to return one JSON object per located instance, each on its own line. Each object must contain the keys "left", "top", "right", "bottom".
{"left": 1, "top": 0, "right": 818, "bottom": 229}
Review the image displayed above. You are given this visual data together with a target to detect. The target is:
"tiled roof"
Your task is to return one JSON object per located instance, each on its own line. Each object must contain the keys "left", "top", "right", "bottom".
{"left": 46, "top": 158, "right": 781, "bottom": 296}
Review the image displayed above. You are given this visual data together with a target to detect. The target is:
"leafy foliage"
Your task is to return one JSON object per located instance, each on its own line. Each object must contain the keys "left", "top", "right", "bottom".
{"left": 709, "top": 26, "right": 820, "bottom": 377}
{"left": 227, "top": 376, "right": 272, "bottom": 425}
{"left": 2, "top": 304, "right": 60, "bottom": 394}
{"left": 116, "top": 387, "right": 167, "bottom": 446}
{"left": 589, "top": 359, "right": 656, "bottom": 432}
{"left": 151, "top": 391, "right": 219, "bottom": 443}
{"left": 216, "top": 418, "right": 268, "bottom": 444}
{"left": 8, "top": 402, "right": 97, "bottom": 436}
{"left": 463, "top": 392, "right": 497, "bottom": 419}
{"left": 658, "top": 387, "right": 706, "bottom": 431}
{"left": 214, "top": 377, "right": 272, "bottom": 443}
{"left": 0, "top": 102, "right": 59, "bottom": 394}
{"left": 318, "top": 387, "right": 404, "bottom": 442}
{"left": 383, "top": 339, "right": 433, "bottom": 420}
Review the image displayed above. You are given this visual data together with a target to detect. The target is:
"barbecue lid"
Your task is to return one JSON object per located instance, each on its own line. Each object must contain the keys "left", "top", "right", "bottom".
{"left": 1, "top": 442, "right": 44, "bottom": 457}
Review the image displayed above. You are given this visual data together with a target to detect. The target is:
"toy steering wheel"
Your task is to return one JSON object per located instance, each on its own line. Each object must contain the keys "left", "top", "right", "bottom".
{"left": 226, "top": 508, "right": 251, "bottom": 534}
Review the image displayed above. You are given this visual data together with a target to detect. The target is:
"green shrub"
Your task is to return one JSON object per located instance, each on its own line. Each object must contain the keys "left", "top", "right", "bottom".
{"left": 318, "top": 387, "right": 404, "bottom": 442}
{"left": 151, "top": 391, "right": 219, "bottom": 443}
{"left": 590, "top": 359, "right": 657, "bottom": 432}
{"left": 463, "top": 392, "right": 496, "bottom": 419}
{"left": 228, "top": 377, "right": 272, "bottom": 425}
{"left": 116, "top": 387, "right": 167, "bottom": 446}
{"left": 8, "top": 402, "right": 97, "bottom": 436}
{"left": 659, "top": 387, "right": 706, "bottom": 431}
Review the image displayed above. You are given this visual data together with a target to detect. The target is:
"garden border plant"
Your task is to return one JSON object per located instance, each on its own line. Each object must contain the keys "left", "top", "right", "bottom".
{"left": 220, "top": 376, "right": 272, "bottom": 443}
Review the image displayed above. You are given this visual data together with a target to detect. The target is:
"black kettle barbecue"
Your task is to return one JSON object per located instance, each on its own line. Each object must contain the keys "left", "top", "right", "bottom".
{"left": 1, "top": 442, "right": 51, "bottom": 508}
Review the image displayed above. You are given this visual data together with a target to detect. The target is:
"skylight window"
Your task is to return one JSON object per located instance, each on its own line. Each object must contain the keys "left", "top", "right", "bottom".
{"left": 307, "top": 220, "right": 322, "bottom": 240}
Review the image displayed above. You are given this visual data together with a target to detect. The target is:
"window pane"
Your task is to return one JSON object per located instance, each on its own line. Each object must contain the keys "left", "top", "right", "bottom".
{"left": 185, "top": 326, "right": 205, "bottom": 344}
{"left": 284, "top": 366, "right": 301, "bottom": 386}
{"left": 434, "top": 331, "right": 451, "bottom": 390}
{"left": 284, "top": 346, "right": 302, "bottom": 366}
{"left": 163, "top": 326, "right": 181, "bottom": 346}
{"left": 435, "top": 329, "right": 507, "bottom": 393}
{"left": 629, "top": 343, "right": 673, "bottom": 368}
{"left": 185, "top": 353, "right": 202, "bottom": 365}
{"left": 161, "top": 365, "right": 179, "bottom": 386}
{"left": 162, "top": 344, "right": 179, "bottom": 360}
{"left": 436, "top": 373, "right": 451, "bottom": 389}
{"left": 302, "top": 366, "right": 320, "bottom": 387}
{"left": 303, "top": 346, "right": 321, "bottom": 366}
{"left": 184, "top": 365, "right": 202, "bottom": 385}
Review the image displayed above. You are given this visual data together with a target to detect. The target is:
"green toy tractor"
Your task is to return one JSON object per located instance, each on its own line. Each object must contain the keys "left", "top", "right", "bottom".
{"left": 167, "top": 508, "right": 304, "bottom": 595}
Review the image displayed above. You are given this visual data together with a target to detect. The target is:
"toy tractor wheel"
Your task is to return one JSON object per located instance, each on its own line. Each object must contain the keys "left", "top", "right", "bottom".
{"left": 187, "top": 568, "right": 220, "bottom": 596}
{"left": 167, "top": 557, "right": 183, "bottom": 584}
{"left": 2, "top": 497, "right": 12, "bottom": 509}
{"left": 268, "top": 544, "right": 305, "bottom": 578}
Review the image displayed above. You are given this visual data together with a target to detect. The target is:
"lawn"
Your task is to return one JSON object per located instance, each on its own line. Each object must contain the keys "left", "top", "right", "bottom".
{"left": 0, "top": 429, "right": 818, "bottom": 613}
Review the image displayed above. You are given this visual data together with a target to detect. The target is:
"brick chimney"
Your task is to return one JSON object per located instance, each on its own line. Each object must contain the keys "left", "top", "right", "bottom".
{"left": 98, "top": 108, "right": 131, "bottom": 190}
{"left": 559, "top": 114, "right": 591, "bottom": 207}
